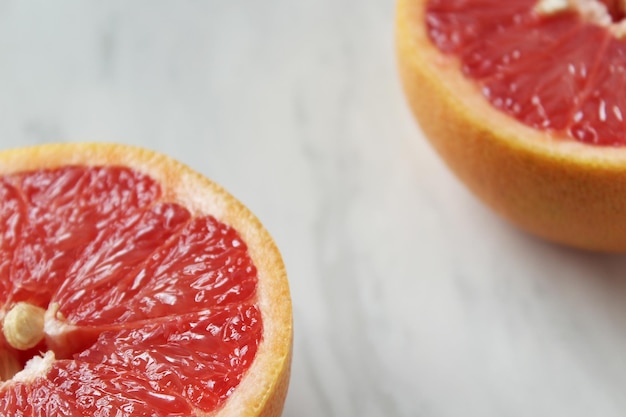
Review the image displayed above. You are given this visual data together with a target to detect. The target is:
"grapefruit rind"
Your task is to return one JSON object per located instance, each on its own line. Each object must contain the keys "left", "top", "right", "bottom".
{"left": 0, "top": 143, "right": 293, "bottom": 416}
{"left": 397, "top": 0, "right": 626, "bottom": 252}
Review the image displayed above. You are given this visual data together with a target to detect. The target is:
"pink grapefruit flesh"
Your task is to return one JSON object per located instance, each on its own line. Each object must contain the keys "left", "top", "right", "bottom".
{"left": 426, "top": 0, "right": 626, "bottom": 146}
{"left": 0, "top": 164, "right": 263, "bottom": 414}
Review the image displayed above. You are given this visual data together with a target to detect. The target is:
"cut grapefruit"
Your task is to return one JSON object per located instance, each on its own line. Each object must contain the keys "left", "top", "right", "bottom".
{"left": 397, "top": 0, "right": 626, "bottom": 251}
{"left": 0, "top": 143, "right": 292, "bottom": 416}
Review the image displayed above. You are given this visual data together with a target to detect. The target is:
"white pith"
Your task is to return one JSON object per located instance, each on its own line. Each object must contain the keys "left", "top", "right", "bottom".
{"left": 535, "top": 0, "right": 626, "bottom": 36}
{"left": 11, "top": 351, "right": 55, "bottom": 384}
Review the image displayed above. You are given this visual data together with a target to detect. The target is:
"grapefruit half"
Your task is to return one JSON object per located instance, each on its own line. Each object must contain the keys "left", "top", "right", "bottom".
{"left": 397, "top": 0, "right": 626, "bottom": 252}
{"left": 0, "top": 143, "right": 292, "bottom": 416}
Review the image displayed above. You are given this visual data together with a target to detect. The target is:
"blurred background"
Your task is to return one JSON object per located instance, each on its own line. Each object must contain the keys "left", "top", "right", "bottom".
{"left": 3, "top": 1, "right": 626, "bottom": 416}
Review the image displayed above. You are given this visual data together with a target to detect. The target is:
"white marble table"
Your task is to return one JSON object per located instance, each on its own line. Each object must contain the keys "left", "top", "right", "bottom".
{"left": 2, "top": 1, "right": 626, "bottom": 416}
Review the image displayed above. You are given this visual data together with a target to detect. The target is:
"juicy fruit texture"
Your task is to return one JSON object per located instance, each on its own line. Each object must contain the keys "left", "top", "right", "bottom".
{"left": 426, "top": 0, "right": 626, "bottom": 146}
{"left": 0, "top": 165, "right": 262, "bottom": 414}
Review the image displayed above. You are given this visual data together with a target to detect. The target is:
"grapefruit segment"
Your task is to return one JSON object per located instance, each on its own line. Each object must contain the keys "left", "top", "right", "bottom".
{"left": 425, "top": 0, "right": 536, "bottom": 54}
{"left": 482, "top": 22, "right": 605, "bottom": 133}
{"left": 31, "top": 361, "right": 193, "bottom": 416}
{"left": 0, "top": 180, "right": 23, "bottom": 308}
{"left": 5, "top": 166, "right": 161, "bottom": 309}
{"left": 76, "top": 307, "right": 261, "bottom": 411}
{"left": 458, "top": 13, "right": 581, "bottom": 81}
{"left": 57, "top": 214, "right": 257, "bottom": 326}
{"left": 570, "top": 37, "right": 626, "bottom": 144}
{"left": 0, "top": 143, "right": 292, "bottom": 416}
{"left": 54, "top": 202, "right": 193, "bottom": 323}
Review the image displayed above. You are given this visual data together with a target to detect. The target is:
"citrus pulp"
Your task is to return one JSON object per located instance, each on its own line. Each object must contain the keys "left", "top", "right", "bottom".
{"left": 0, "top": 143, "right": 292, "bottom": 416}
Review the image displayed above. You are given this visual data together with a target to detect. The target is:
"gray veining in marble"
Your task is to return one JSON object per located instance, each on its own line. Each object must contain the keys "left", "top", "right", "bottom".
{"left": 2, "top": 1, "right": 626, "bottom": 416}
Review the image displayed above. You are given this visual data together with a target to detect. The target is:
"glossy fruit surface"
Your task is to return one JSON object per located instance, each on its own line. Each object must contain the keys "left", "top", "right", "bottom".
{"left": 427, "top": 0, "right": 626, "bottom": 146}
{"left": 0, "top": 143, "right": 292, "bottom": 416}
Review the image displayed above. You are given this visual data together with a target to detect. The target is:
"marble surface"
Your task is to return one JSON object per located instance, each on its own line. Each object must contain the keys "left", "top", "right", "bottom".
{"left": 2, "top": 1, "right": 626, "bottom": 416}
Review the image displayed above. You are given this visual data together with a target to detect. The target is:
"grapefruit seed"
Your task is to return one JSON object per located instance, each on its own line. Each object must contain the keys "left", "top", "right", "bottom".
{"left": 3, "top": 302, "right": 46, "bottom": 351}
